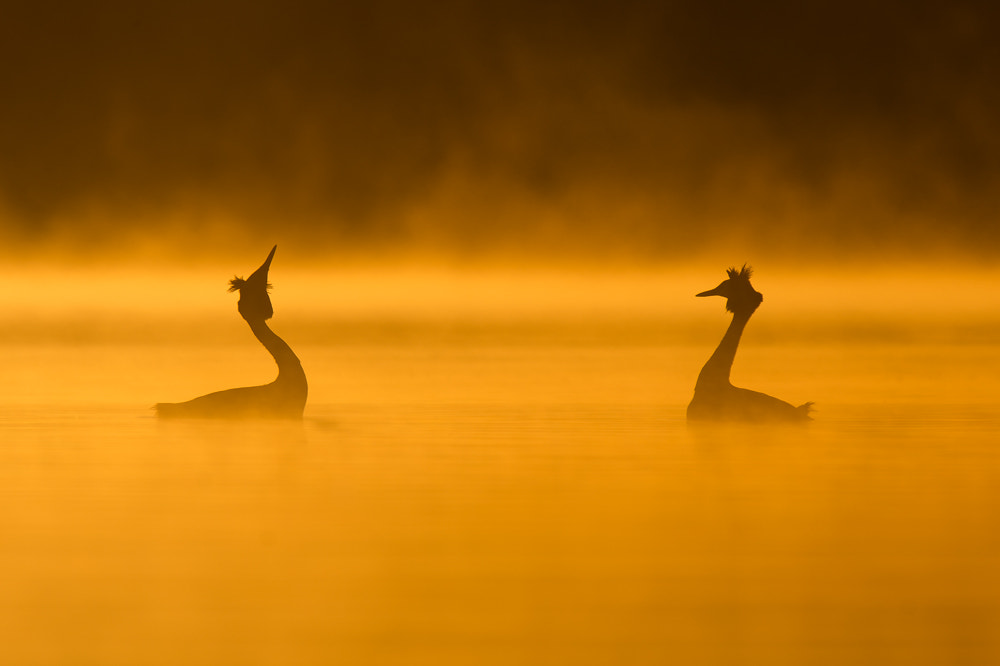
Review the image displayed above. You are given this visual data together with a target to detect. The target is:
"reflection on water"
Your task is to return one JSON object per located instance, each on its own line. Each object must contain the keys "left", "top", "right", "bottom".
{"left": 1, "top": 336, "right": 1000, "bottom": 665}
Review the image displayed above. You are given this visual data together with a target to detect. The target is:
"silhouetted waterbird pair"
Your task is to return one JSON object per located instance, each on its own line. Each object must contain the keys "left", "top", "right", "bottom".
{"left": 155, "top": 250, "right": 810, "bottom": 422}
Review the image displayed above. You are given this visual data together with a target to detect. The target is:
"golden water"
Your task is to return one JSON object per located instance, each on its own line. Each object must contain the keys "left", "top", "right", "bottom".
{"left": 2, "top": 333, "right": 999, "bottom": 665}
{"left": 2, "top": 264, "right": 1000, "bottom": 664}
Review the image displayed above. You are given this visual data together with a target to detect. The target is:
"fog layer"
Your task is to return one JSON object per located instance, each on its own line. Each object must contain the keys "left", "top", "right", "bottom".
{"left": 2, "top": 1, "right": 999, "bottom": 262}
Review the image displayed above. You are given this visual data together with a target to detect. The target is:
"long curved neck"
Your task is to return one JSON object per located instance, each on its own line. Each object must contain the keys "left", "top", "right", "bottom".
{"left": 246, "top": 318, "right": 305, "bottom": 384}
{"left": 696, "top": 309, "right": 753, "bottom": 389}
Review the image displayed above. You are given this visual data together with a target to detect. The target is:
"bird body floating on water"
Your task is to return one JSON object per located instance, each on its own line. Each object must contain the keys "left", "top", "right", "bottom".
{"left": 155, "top": 245, "right": 308, "bottom": 419}
{"left": 687, "top": 265, "right": 812, "bottom": 422}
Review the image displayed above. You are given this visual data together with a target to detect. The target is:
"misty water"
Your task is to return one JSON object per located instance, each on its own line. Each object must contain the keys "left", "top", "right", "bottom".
{"left": 2, "top": 273, "right": 1000, "bottom": 665}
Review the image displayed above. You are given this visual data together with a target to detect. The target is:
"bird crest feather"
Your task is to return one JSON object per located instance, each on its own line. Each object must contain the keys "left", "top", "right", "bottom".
{"left": 228, "top": 277, "right": 272, "bottom": 292}
{"left": 726, "top": 264, "right": 753, "bottom": 280}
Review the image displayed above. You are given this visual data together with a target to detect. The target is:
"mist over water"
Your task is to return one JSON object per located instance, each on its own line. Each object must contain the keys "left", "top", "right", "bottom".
{"left": 3, "top": 1, "right": 1000, "bottom": 662}
{"left": 3, "top": 1, "right": 1000, "bottom": 263}
{"left": 2, "top": 261, "right": 1000, "bottom": 664}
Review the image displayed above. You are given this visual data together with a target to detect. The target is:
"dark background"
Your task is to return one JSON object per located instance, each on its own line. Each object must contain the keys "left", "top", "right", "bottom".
{"left": 2, "top": 0, "right": 998, "bottom": 262}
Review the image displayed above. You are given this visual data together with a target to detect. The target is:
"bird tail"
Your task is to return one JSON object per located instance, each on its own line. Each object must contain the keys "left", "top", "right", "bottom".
{"left": 797, "top": 402, "right": 815, "bottom": 419}
{"left": 153, "top": 403, "right": 179, "bottom": 418}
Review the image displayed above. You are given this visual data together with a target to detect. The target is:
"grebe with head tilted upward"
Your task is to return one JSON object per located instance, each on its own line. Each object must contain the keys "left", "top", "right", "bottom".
{"left": 687, "top": 265, "right": 812, "bottom": 422}
{"left": 155, "top": 245, "right": 307, "bottom": 419}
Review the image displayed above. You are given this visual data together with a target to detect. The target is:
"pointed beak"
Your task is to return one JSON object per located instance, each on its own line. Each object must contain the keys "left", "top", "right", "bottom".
{"left": 247, "top": 245, "right": 277, "bottom": 284}
{"left": 235, "top": 246, "right": 277, "bottom": 321}
{"left": 696, "top": 286, "right": 723, "bottom": 297}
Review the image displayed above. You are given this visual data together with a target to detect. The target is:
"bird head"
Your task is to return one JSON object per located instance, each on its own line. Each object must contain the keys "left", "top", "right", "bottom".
{"left": 228, "top": 245, "right": 276, "bottom": 321}
{"left": 696, "top": 264, "right": 763, "bottom": 314}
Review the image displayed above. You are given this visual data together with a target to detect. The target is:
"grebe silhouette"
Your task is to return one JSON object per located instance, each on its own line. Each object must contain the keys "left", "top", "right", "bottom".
{"left": 687, "top": 265, "right": 812, "bottom": 422}
{"left": 155, "top": 246, "right": 308, "bottom": 419}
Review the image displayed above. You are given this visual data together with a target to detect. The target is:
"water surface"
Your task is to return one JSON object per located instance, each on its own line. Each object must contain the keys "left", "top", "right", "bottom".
{"left": 1, "top": 327, "right": 999, "bottom": 665}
